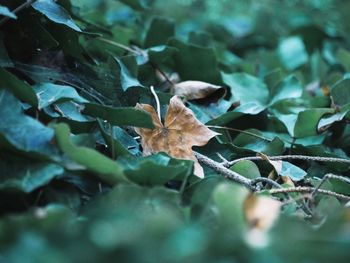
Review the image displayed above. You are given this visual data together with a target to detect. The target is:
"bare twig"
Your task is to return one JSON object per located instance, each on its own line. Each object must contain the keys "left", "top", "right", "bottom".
{"left": 225, "top": 154, "right": 350, "bottom": 167}
{"left": 216, "top": 153, "right": 230, "bottom": 166}
{"left": 195, "top": 152, "right": 350, "bottom": 202}
{"left": 251, "top": 177, "right": 283, "bottom": 189}
{"left": 194, "top": 151, "right": 255, "bottom": 191}
{"left": 264, "top": 187, "right": 350, "bottom": 201}
{"left": 311, "top": 173, "right": 350, "bottom": 197}
{"left": 97, "top": 37, "right": 141, "bottom": 55}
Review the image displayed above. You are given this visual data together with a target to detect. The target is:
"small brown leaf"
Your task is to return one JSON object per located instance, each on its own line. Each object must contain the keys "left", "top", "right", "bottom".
{"left": 244, "top": 193, "right": 281, "bottom": 231}
{"left": 134, "top": 96, "right": 219, "bottom": 178}
{"left": 172, "top": 80, "right": 226, "bottom": 101}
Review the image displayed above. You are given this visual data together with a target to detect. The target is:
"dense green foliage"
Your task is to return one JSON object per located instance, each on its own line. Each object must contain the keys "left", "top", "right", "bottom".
{"left": 0, "top": 0, "right": 350, "bottom": 262}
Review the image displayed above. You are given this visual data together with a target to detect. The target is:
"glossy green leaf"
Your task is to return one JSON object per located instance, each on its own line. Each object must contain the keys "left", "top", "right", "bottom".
{"left": 144, "top": 17, "right": 175, "bottom": 48}
{"left": 231, "top": 129, "right": 285, "bottom": 155}
{"left": 97, "top": 119, "right": 135, "bottom": 158}
{"left": 54, "top": 123, "right": 129, "bottom": 184}
{"left": 32, "top": 0, "right": 82, "bottom": 32}
{"left": 230, "top": 160, "right": 261, "bottom": 179}
{"left": 331, "top": 79, "right": 350, "bottom": 107}
{"left": 0, "top": 155, "right": 64, "bottom": 193}
{"left": 0, "top": 90, "right": 56, "bottom": 156}
{"left": 83, "top": 103, "right": 154, "bottom": 128}
{"left": 33, "top": 83, "right": 88, "bottom": 109}
{"left": 269, "top": 75, "right": 303, "bottom": 105}
{"left": 0, "top": 5, "right": 17, "bottom": 19}
{"left": 224, "top": 72, "right": 270, "bottom": 107}
{"left": 115, "top": 57, "right": 143, "bottom": 91}
{"left": 279, "top": 161, "right": 307, "bottom": 181}
{"left": 294, "top": 108, "right": 334, "bottom": 138}
{"left": 169, "top": 38, "right": 221, "bottom": 83}
{"left": 119, "top": 153, "right": 193, "bottom": 186}
{"left": 0, "top": 68, "right": 38, "bottom": 107}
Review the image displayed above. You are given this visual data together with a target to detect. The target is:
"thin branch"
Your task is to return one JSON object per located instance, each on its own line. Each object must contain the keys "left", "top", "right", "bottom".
{"left": 194, "top": 151, "right": 255, "bottom": 191}
{"left": 251, "top": 177, "right": 283, "bottom": 189}
{"left": 311, "top": 173, "right": 350, "bottom": 197}
{"left": 97, "top": 37, "right": 141, "bottom": 55}
{"left": 225, "top": 154, "right": 350, "bottom": 167}
{"left": 150, "top": 62, "right": 174, "bottom": 86}
{"left": 216, "top": 153, "right": 230, "bottom": 167}
{"left": 264, "top": 187, "right": 350, "bottom": 202}
{"left": 150, "top": 86, "right": 161, "bottom": 121}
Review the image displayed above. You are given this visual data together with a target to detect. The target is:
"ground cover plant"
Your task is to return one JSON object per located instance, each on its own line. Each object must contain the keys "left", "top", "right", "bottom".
{"left": 0, "top": 0, "right": 350, "bottom": 262}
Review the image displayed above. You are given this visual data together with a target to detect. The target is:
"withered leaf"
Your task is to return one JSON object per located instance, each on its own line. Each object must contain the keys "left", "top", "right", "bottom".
{"left": 134, "top": 96, "right": 219, "bottom": 178}
{"left": 172, "top": 80, "right": 226, "bottom": 102}
{"left": 244, "top": 193, "right": 281, "bottom": 231}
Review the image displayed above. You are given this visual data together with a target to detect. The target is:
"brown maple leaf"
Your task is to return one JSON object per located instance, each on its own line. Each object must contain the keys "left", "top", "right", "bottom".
{"left": 134, "top": 96, "right": 219, "bottom": 178}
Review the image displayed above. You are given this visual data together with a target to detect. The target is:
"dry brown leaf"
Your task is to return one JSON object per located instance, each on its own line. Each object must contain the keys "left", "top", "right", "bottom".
{"left": 172, "top": 80, "right": 226, "bottom": 101}
{"left": 244, "top": 193, "right": 281, "bottom": 231}
{"left": 134, "top": 96, "right": 219, "bottom": 178}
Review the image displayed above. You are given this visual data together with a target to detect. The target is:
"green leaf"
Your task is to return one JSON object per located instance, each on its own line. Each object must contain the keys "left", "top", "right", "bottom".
{"left": 331, "top": 78, "right": 350, "bottom": 107}
{"left": 32, "top": 0, "right": 82, "bottom": 32}
{"left": 144, "top": 17, "right": 175, "bottom": 48}
{"left": 0, "top": 5, "right": 17, "bottom": 19}
{"left": 294, "top": 108, "right": 334, "bottom": 138}
{"left": 0, "top": 155, "right": 64, "bottom": 193}
{"left": 119, "top": 153, "right": 193, "bottom": 186}
{"left": 279, "top": 161, "right": 307, "bottom": 181}
{"left": 0, "top": 90, "right": 56, "bottom": 156}
{"left": 169, "top": 38, "right": 222, "bottom": 83}
{"left": 83, "top": 103, "right": 154, "bottom": 128}
{"left": 115, "top": 57, "right": 143, "bottom": 91}
{"left": 329, "top": 178, "right": 350, "bottom": 195}
{"left": 230, "top": 160, "right": 261, "bottom": 179}
{"left": 208, "top": 73, "right": 270, "bottom": 126}
{"left": 212, "top": 182, "right": 249, "bottom": 230}
{"left": 54, "top": 123, "right": 129, "bottom": 184}
{"left": 119, "top": 0, "right": 154, "bottom": 11}
{"left": 269, "top": 75, "right": 303, "bottom": 105}
{"left": 33, "top": 83, "right": 88, "bottom": 109}
{"left": 147, "top": 45, "right": 177, "bottom": 65}
{"left": 318, "top": 104, "right": 350, "bottom": 131}
{"left": 0, "top": 68, "right": 38, "bottom": 107}
{"left": 97, "top": 119, "right": 135, "bottom": 158}
{"left": 224, "top": 73, "right": 270, "bottom": 107}
{"left": 231, "top": 129, "right": 285, "bottom": 155}
{"left": 278, "top": 36, "right": 308, "bottom": 70}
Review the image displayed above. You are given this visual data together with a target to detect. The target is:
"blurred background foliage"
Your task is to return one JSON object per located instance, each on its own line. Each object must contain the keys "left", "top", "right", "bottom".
{"left": 1, "top": 0, "right": 350, "bottom": 262}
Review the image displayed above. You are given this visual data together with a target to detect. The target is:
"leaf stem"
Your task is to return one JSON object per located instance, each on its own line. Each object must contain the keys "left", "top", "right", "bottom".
{"left": 207, "top": 125, "right": 273, "bottom": 142}
{"left": 150, "top": 85, "right": 161, "bottom": 121}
